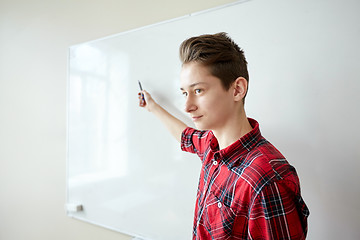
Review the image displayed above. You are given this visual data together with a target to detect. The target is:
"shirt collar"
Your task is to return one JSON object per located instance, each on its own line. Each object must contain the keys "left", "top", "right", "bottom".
{"left": 209, "top": 118, "right": 263, "bottom": 168}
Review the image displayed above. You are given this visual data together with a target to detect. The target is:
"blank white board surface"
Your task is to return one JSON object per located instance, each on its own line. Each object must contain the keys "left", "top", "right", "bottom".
{"left": 67, "top": 0, "right": 360, "bottom": 239}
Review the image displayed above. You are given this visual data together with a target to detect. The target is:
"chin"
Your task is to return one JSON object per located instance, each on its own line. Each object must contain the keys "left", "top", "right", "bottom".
{"left": 194, "top": 123, "right": 210, "bottom": 131}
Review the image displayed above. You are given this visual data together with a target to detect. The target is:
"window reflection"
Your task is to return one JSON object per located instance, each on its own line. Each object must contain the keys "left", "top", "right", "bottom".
{"left": 69, "top": 44, "right": 129, "bottom": 187}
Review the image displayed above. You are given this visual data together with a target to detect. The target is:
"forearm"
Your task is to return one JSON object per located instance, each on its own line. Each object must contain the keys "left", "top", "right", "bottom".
{"left": 139, "top": 90, "right": 187, "bottom": 142}
{"left": 151, "top": 103, "right": 187, "bottom": 142}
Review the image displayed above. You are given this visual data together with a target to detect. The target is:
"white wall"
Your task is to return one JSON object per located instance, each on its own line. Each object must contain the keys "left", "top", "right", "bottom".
{"left": 0, "top": 0, "right": 235, "bottom": 239}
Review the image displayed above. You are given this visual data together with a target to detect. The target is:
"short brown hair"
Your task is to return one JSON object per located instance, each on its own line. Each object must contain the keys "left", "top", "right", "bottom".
{"left": 179, "top": 32, "right": 249, "bottom": 94}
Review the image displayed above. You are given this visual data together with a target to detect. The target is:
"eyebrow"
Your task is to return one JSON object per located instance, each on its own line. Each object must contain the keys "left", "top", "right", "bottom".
{"left": 180, "top": 82, "right": 208, "bottom": 91}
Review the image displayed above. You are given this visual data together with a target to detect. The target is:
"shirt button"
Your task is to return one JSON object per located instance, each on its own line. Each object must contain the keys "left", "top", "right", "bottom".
{"left": 213, "top": 161, "right": 218, "bottom": 166}
{"left": 218, "top": 202, "right": 222, "bottom": 208}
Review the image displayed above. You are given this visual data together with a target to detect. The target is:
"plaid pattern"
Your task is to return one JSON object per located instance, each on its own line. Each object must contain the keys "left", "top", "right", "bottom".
{"left": 181, "top": 118, "right": 309, "bottom": 240}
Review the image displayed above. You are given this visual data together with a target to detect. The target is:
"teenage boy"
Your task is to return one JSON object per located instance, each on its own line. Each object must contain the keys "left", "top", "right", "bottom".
{"left": 138, "top": 32, "right": 309, "bottom": 240}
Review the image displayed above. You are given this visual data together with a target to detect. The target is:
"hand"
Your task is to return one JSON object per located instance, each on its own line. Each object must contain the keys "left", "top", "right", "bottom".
{"left": 138, "top": 90, "right": 157, "bottom": 112}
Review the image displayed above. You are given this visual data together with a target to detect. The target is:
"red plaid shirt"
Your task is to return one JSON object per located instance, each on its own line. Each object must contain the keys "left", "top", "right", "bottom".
{"left": 181, "top": 118, "right": 309, "bottom": 240}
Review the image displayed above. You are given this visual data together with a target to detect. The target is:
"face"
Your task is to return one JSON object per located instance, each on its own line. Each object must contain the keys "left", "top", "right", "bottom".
{"left": 180, "top": 62, "right": 238, "bottom": 131}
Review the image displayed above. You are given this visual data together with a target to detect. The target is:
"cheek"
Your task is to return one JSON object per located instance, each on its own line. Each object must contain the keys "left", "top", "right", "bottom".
{"left": 201, "top": 96, "right": 226, "bottom": 113}
{"left": 211, "top": 95, "right": 234, "bottom": 115}
{"left": 198, "top": 89, "right": 233, "bottom": 112}
{"left": 199, "top": 96, "right": 217, "bottom": 109}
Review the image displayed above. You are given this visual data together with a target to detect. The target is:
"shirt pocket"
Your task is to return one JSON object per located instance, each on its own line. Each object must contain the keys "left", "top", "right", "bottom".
{"left": 203, "top": 191, "right": 236, "bottom": 236}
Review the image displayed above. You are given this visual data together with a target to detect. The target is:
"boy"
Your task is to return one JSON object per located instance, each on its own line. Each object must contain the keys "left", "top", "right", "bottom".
{"left": 138, "top": 32, "right": 309, "bottom": 239}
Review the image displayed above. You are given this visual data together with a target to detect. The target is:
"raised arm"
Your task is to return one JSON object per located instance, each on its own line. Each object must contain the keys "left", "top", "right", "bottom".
{"left": 138, "top": 90, "right": 187, "bottom": 142}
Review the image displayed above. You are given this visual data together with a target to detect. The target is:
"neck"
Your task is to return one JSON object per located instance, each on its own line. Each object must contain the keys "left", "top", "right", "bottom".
{"left": 213, "top": 110, "right": 253, "bottom": 150}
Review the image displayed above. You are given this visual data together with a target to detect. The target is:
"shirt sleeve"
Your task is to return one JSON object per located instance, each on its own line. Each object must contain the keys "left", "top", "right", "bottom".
{"left": 181, "top": 127, "right": 210, "bottom": 158}
{"left": 248, "top": 180, "right": 309, "bottom": 240}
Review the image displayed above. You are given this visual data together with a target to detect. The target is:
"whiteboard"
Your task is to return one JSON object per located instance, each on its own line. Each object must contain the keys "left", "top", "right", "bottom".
{"left": 67, "top": 0, "right": 360, "bottom": 239}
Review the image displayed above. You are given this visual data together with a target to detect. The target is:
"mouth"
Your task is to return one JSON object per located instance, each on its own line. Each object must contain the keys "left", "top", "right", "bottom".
{"left": 191, "top": 115, "right": 203, "bottom": 122}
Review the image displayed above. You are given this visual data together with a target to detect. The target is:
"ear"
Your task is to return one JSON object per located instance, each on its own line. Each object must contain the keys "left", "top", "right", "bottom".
{"left": 232, "top": 77, "right": 248, "bottom": 102}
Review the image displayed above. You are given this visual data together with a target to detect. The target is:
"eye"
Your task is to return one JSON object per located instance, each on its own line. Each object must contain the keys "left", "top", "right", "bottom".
{"left": 182, "top": 91, "right": 188, "bottom": 97}
{"left": 194, "top": 89, "right": 202, "bottom": 94}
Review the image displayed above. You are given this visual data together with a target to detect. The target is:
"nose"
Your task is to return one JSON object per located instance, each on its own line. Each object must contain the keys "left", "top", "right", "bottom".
{"left": 184, "top": 95, "right": 197, "bottom": 113}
